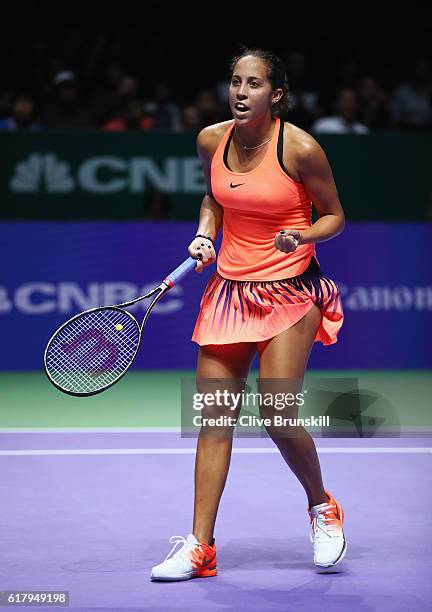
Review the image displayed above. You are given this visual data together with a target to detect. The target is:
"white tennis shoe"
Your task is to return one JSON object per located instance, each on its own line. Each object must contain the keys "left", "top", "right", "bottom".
{"left": 150, "top": 533, "right": 217, "bottom": 581}
{"left": 309, "top": 490, "right": 347, "bottom": 567}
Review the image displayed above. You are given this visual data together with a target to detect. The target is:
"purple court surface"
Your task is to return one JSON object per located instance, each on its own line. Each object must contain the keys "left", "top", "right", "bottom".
{"left": 1, "top": 431, "right": 431, "bottom": 611}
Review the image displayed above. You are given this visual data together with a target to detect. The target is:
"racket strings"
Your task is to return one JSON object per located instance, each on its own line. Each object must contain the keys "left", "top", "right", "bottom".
{"left": 53, "top": 309, "right": 138, "bottom": 368}
{"left": 49, "top": 310, "right": 137, "bottom": 372}
{"left": 50, "top": 311, "right": 134, "bottom": 375}
{"left": 48, "top": 325, "right": 129, "bottom": 391}
{"left": 46, "top": 308, "right": 140, "bottom": 394}
{"left": 47, "top": 316, "right": 136, "bottom": 392}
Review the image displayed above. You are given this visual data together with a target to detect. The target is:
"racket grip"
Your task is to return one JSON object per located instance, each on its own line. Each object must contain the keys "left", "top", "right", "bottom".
{"left": 164, "top": 257, "right": 197, "bottom": 286}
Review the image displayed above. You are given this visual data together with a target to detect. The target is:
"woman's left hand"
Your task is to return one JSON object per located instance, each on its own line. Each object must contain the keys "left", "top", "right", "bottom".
{"left": 274, "top": 229, "right": 303, "bottom": 253}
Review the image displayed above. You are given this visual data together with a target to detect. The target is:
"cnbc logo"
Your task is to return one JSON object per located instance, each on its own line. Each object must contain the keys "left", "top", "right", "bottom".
{"left": 11, "top": 153, "right": 75, "bottom": 193}
{"left": 9, "top": 152, "right": 205, "bottom": 194}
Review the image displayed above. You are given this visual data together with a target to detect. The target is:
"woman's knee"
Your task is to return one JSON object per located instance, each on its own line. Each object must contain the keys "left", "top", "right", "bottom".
{"left": 257, "top": 378, "right": 298, "bottom": 435}
{"left": 262, "top": 421, "right": 309, "bottom": 442}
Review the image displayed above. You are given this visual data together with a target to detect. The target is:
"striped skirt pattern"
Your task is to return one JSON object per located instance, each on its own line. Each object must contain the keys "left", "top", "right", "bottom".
{"left": 192, "top": 257, "right": 343, "bottom": 346}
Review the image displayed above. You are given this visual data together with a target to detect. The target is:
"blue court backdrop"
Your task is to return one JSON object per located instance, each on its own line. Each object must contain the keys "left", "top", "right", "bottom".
{"left": 1, "top": 222, "right": 431, "bottom": 370}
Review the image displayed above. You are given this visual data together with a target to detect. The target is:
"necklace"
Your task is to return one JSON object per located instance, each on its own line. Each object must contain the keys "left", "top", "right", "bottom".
{"left": 234, "top": 127, "right": 272, "bottom": 151}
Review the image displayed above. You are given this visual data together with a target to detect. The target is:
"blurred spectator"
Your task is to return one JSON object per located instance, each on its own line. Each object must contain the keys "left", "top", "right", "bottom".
{"left": 117, "top": 76, "right": 139, "bottom": 99}
{"left": 215, "top": 79, "right": 230, "bottom": 105}
{"left": 0, "top": 94, "right": 41, "bottom": 131}
{"left": 31, "top": 52, "right": 64, "bottom": 101}
{"left": 0, "top": 89, "right": 15, "bottom": 117}
{"left": 195, "top": 89, "right": 225, "bottom": 124}
{"left": 390, "top": 57, "right": 432, "bottom": 128}
{"left": 214, "top": 77, "right": 232, "bottom": 115}
{"left": 143, "top": 189, "right": 172, "bottom": 220}
{"left": 285, "top": 50, "right": 320, "bottom": 129}
{"left": 335, "top": 57, "right": 360, "bottom": 90}
{"left": 103, "top": 98, "right": 154, "bottom": 131}
{"left": 311, "top": 88, "right": 369, "bottom": 134}
{"left": 39, "top": 70, "right": 93, "bottom": 129}
{"left": 98, "top": 74, "right": 141, "bottom": 124}
{"left": 179, "top": 104, "right": 204, "bottom": 133}
{"left": 89, "top": 63, "right": 143, "bottom": 125}
{"left": 143, "top": 80, "right": 181, "bottom": 130}
{"left": 2, "top": 24, "right": 430, "bottom": 134}
{"left": 357, "top": 76, "right": 391, "bottom": 129}
{"left": 104, "top": 60, "right": 125, "bottom": 90}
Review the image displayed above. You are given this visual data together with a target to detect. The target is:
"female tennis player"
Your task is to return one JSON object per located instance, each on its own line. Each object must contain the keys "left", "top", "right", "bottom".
{"left": 151, "top": 48, "right": 346, "bottom": 581}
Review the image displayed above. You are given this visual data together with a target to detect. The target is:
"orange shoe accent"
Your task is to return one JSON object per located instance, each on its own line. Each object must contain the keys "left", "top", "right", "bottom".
{"left": 325, "top": 490, "right": 345, "bottom": 525}
{"left": 188, "top": 541, "right": 217, "bottom": 578}
{"left": 309, "top": 490, "right": 344, "bottom": 526}
{"left": 195, "top": 565, "right": 218, "bottom": 578}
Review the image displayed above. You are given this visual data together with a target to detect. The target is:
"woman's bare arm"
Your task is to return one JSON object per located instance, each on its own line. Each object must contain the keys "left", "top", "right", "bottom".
{"left": 195, "top": 128, "right": 224, "bottom": 239}
{"left": 296, "top": 135, "right": 345, "bottom": 245}
{"left": 188, "top": 127, "right": 224, "bottom": 270}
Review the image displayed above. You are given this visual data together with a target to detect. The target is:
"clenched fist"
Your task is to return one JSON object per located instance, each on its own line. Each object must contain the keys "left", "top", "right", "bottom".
{"left": 188, "top": 235, "right": 217, "bottom": 273}
{"left": 274, "top": 229, "right": 303, "bottom": 253}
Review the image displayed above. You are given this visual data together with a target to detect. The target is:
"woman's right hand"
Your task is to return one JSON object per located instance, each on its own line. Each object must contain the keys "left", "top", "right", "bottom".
{"left": 188, "top": 235, "right": 217, "bottom": 273}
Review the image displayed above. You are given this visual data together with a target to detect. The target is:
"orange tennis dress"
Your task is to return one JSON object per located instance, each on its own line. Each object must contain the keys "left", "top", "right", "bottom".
{"left": 192, "top": 117, "right": 343, "bottom": 346}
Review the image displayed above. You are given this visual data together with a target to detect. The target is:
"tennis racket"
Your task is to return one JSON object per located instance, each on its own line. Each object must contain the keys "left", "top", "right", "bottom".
{"left": 44, "top": 257, "right": 197, "bottom": 397}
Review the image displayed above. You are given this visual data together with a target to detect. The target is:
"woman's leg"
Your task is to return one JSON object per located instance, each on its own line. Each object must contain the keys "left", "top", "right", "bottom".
{"left": 193, "top": 342, "right": 256, "bottom": 544}
{"left": 257, "top": 304, "right": 327, "bottom": 508}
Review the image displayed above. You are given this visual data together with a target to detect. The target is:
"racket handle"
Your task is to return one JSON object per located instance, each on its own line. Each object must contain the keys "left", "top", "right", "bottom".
{"left": 164, "top": 256, "right": 197, "bottom": 287}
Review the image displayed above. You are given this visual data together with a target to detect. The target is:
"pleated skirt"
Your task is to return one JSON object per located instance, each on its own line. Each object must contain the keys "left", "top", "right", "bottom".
{"left": 192, "top": 257, "right": 343, "bottom": 346}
